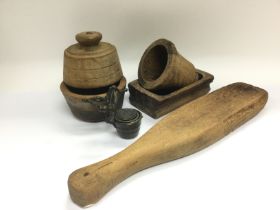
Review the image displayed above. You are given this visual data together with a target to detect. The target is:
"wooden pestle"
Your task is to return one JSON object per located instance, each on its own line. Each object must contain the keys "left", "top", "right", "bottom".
{"left": 68, "top": 82, "right": 268, "bottom": 207}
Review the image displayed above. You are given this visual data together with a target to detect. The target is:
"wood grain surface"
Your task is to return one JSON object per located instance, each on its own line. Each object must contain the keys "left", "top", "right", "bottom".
{"left": 63, "top": 31, "right": 123, "bottom": 89}
{"left": 68, "top": 82, "right": 268, "bottom": 206}
{"left": 138, "top": 39, "right": 197, "bottom": 90}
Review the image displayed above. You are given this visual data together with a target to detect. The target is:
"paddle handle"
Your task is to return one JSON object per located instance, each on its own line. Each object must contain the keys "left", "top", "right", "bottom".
{"left": 68, "top": 132, "right": 205, "bottom": 207}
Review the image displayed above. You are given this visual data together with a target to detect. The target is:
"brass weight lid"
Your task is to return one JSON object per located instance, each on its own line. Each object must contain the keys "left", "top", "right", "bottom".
{"left": 63, "top": 31, "right": 123, "bottom": 89}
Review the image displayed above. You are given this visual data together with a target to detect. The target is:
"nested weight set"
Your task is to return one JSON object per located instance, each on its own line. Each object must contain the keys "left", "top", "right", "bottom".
{"left": 60, "top": 31, "right": 268, "bottom": 207}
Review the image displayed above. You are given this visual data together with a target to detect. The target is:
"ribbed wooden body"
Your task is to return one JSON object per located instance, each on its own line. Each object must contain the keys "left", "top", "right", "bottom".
{"left": 63, "top": 42, "right": 123, "bottom": 89}
{"left": 61, "top": 31, "right": 125, "bottom": 122}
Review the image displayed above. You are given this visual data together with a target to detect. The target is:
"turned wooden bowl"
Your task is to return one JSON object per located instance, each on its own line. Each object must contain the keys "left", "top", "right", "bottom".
{"left": 60, "top": 77, "right": 127, "bottom": 122}
{"left": 138, "top": 39, "right": 197, "bottom": 91}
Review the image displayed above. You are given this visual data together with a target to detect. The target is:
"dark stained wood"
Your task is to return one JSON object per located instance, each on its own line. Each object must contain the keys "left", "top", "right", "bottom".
{"left": 68, "top": 82, "right": 268, "bottom": 206}
{"left": 60, "top": 77, "right": 126, "bottom": 122}
{"left": 129, "top": 69, "right": 214, "bottom": 118}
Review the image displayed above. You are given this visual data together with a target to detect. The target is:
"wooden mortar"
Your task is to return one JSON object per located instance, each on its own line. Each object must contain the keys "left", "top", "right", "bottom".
{"left": 61, "top": 31, "right": 126, "bottom": 122}
{"left": 60, "top": 77, "right": 126, "bottom": 122}
{"left": 138, "top": 39, "right": 197, "bottom": 91}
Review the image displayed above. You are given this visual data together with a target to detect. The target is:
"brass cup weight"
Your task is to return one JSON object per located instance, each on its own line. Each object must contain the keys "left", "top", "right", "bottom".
{"left": 83, "top": 86, "right": 142, "bottom": 139}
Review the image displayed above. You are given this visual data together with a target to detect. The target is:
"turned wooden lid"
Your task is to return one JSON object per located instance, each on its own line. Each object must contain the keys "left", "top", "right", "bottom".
{"left": 63, "top": 31, "right": 123, "bottom": 89}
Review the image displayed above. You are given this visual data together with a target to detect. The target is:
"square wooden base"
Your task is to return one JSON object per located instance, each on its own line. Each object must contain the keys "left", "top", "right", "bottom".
{"left": 128, "top": 69, "right": 214, "bottom": 119}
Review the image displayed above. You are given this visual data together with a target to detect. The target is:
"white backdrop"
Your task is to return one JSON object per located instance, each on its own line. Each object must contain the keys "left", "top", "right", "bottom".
{"left": 0, "top": 0, "right": 279, "bottom": 210}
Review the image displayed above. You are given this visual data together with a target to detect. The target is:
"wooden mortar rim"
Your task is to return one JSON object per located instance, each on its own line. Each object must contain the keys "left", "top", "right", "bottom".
{"left": 138, "top": 39, "right": 177, "bottom": 90}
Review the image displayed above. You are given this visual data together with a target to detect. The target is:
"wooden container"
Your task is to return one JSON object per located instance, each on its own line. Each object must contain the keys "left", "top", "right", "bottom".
{"left": 63, "top": 31, "right": 123, "bottom": 89}
{"left": 61, "top": 31, "right": 126, "bottom": 122}
{"left": 60, "top": 77, "right": 126, "bottom": 122}
{"left": 138, "top": 39, "right": 197, "bottom": 91}
{"left": 129, "top": 70, "right": 213, "bottom": 118}
{"left": 129, "top": 38, "right": 213, "bottom": 119}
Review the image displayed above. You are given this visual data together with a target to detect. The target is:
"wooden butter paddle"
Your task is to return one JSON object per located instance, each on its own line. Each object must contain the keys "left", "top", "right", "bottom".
{"left": 68, "top": 82, "right": 268, "bottom": 206}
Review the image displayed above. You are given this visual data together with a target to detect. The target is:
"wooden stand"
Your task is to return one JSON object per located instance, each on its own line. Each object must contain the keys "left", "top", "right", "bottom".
{"left": 128, "top": 69, "right": 214, "bottom": 118}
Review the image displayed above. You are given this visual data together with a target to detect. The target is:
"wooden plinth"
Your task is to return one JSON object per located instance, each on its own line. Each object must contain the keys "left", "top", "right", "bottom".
{"left": 128, "top": 69, "right": 214, "bottom": 118}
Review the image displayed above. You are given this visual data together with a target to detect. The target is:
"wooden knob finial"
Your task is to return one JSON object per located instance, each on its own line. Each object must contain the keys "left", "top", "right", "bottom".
{"left": 75, "top": 31, "right": 102, "bottom": 46}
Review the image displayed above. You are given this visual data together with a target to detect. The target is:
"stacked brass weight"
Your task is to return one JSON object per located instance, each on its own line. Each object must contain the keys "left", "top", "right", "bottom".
{"left": 60, "top": 31, "right": 126, "bottom": 122}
